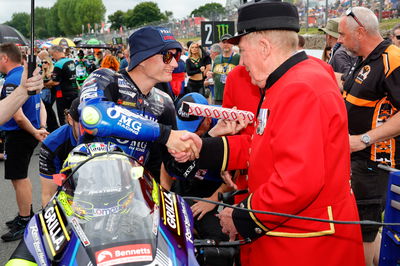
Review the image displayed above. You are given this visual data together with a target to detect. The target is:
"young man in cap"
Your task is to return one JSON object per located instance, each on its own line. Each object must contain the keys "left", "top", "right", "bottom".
{"left": 79, "top": 26, "right": 200, "bottom": 179}
{"left": 338, "top": 7, "right": 400, "bottom": 265}
{"left": 174, "top": 1, "right": 364, "bottom": 265}
{"left": 211, "top": 34, "right": 240, "bottom": 105}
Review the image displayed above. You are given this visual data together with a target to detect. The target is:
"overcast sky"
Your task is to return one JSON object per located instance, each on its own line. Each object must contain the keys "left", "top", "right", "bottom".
{"left": 0, "top": 0, "right": 227, "bottom": 24}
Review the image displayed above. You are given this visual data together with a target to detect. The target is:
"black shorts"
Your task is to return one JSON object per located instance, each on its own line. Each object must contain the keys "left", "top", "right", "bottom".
{"left": 4, "top": 130, "right": 38, "bottom": 180}
{"left": 351, "top": 159, "right": 389, "bottom": 242}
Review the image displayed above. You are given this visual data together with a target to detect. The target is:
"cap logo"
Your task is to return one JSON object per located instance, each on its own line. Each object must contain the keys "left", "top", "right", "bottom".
{"left": 178, "top": 105, "right": 190, "bottom": 118}
{"left": 158, "top": 28, "right": 176, "bottom": 42}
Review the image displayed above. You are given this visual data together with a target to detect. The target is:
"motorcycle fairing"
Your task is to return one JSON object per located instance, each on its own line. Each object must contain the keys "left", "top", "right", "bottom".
{"left": 157, "top": 186, "right": 199, "bottom": 266}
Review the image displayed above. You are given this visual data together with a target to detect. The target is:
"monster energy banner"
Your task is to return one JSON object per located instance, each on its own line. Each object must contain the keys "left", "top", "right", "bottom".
{"left": 201, "top": 21, "right": 235, "bottom": 47}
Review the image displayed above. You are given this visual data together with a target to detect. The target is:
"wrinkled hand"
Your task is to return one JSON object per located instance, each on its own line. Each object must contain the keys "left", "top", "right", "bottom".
{"left": 191, "top": 198, "right": 217, "bottom": 220}
{"left": 217, "top": 207, "right": 238, "bottom": 241}
{"left": 167, "top": 130, "right": 202, "bottom": 162}
{"left": 220, "top": 171, "right": 237, "bottom": 189}
{"left": 349, "top": 135, "right": 367, "bottom": 153}
{"left": 33, "top": 128, "right": 49, "bottom": 142}
{"left": 208, "top": 118, "right": 247, "bottom": 137}
{"left": 20, "top": 63, "right": 43, "bottom": 95}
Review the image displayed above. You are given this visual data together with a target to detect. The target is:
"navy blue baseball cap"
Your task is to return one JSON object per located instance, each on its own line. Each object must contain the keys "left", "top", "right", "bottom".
{"left": 176, "top": 93, "right": 209, "bottom": 133}
{"left": 128, "top": 26, "right": 182, "bottom": 71}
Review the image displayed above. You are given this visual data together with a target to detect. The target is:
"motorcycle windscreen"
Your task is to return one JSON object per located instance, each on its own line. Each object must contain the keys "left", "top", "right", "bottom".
{"left": 60, "top": 154, "right": 158, "bottom": 265}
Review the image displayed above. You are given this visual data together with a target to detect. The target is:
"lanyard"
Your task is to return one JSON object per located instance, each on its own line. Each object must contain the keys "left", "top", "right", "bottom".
{"left": 222, "top": 53, "right": 234, "bottom": 74}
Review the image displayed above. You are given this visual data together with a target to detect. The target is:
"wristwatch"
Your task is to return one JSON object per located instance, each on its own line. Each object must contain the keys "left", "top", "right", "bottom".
{"left": 360, "top": 134, "right": 371, "bottom": 146}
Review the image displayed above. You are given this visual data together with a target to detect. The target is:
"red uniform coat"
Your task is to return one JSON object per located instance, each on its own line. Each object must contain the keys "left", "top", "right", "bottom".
{"left": 223, "top": 53, "right": 364, "bottom": 265}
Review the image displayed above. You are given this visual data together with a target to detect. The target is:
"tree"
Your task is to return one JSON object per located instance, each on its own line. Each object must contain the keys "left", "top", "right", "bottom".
{"left": 165, "top": 11, "right": 174, "bottom": 21}
{"left": 34, "top": 7, "right": 51, "bottom": 39}
{"left": 75, "top": 0, "right": 106, "bottom": 33}
{"left": 108, "top": 10, "right": 125, "bottom": 30}
{"left": 124, "top": 2, "right": 167, "bottom": 28}
{"left": 46, "top": 4, "right": 63, "bottom": 37}
{"left": 56, "top": 0, "right": 80, "bottom": 35}
{"left": 190, "top": 3, "right": 226, "bottom": 20}
{"left": 5, "top": 13, "right": 30, "bottom": 38}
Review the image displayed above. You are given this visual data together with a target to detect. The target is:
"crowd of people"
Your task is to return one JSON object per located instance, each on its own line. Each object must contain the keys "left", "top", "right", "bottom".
{"left": 1, "top": 1, "right": 400, "bottom": 265}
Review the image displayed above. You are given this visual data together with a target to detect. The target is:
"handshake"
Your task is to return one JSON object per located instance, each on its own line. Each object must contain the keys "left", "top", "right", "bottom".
{"left": 166, "top": 116, "right": 248, "bottom": 163}
{"left": 166, "top": 130, "right": 202, "bottom": 163}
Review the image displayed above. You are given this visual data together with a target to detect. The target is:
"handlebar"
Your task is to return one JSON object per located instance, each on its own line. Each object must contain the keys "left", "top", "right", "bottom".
{"left": 218, "top": 189, "right": 248, "bottom": 204}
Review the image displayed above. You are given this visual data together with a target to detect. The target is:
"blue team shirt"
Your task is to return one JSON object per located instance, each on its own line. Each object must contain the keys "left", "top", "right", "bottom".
{"left": 0, "top": 66, "right": 41, "bottom": 131}
{"left": 39, "top": 124, "right": 77, "bottom": 179}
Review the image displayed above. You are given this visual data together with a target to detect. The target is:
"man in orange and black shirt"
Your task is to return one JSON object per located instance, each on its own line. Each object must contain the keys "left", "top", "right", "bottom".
{"left": 339, "top": 6, "right": 400, "bottom": 265}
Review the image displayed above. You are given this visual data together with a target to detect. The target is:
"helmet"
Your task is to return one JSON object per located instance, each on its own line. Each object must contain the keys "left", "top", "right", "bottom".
{"left": 61, "top": 142, "right": 124, "bottom": 178}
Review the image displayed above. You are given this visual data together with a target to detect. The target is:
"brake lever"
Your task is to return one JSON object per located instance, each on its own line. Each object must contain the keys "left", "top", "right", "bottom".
{"left": 218, "top": 189, "right": 248, "bottom": 204}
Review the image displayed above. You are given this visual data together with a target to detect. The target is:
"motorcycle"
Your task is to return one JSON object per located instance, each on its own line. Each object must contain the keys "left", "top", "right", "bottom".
{"left": 8, "top": 144, "right": 199, "bottom": 266}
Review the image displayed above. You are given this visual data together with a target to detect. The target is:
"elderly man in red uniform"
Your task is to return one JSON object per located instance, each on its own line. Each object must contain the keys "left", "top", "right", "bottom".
{"left": 175, "top": 1, "right": 365, "bottom": 265}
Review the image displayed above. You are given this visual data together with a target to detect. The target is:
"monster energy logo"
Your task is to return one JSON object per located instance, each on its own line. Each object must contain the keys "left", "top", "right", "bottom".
{"left": 216, "top": 24, "right": 229, "bottom": 39}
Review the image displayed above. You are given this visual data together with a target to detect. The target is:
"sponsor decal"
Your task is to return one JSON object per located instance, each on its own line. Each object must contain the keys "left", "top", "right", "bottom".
{"left": 355, "top": 65, "right": 371, "bottom": 84}
{"left": 117, "top": 79, "right": 132, "bottom": 90}
{"left": 183, "top": 161, "right": 196, "bottom": 178}
{"left": 178, "top": 104, "right": 190, "bottom": 118}
{"left": 119, "top": 89, "right": 136, "bottom": 99}
{"left": 81, "top": 91, "right": 98, "bottom": 100}
{"left": 96, "top": 244, "right": 153, "bottom": 266}
{"left": 70, "top": 217, "right": 90, "bottom": 246}
{"left": 82, "top": 83, "right": 98, "bottom": 93}
{"left": 93, "top": 206, "right": 122, "bottom": 216}
{"left": 117, "top": 99, "right": 136, "bottom": 107}
{"left": 30, "top": 224, "right": 47, "bottom": 265}
{"left": 180, "top": 200, "right": 193, "bottom": 244}
{"left": 163, "top": 192, "right": 178, "bottom": 230}
{"left": 88, "top": 143, "right": 107, "bottom": 155}
{"left": 128, "top": 140, "right": 147, "bottom": 153}
{"left": 107, "top": 106, "right": 143, "bottom": 135}
{"left": 44, "top": 206, "right": 65, "bottom": 252}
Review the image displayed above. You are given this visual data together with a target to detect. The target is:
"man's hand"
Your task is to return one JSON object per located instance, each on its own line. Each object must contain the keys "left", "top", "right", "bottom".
{"left": 217, "top": 207, "right": 238, "bottom": 241}
{"left": 167, "top": 130, "right": 202, "bottom": 161}
{"left": 20, "top": 63, "right": 43, "bottom": 95}
{"left": 33, "top": 128, "right": 49, "bottom": 142}
{"left": 191, "top": 198, "right": 217, "bottom": 220}
{"left": 220, "top": 171, "right": 237, "bottom": 189}
{"left": 349, "top": 134, "right": 367, "bottom": 153}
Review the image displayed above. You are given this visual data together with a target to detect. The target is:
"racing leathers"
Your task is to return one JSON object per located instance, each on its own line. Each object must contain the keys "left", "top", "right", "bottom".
{"left": 79, "top": 68, "right": 177, "bottom": 177}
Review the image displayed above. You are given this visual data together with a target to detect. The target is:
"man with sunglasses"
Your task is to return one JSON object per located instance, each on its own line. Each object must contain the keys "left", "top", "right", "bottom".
{"left": 79, "top": 26, "right": 200, "bottom": 181}
{"left": 338, "top": 7, "right": 400, "bottom": 265}
{"left": 390, "top": 23, "right": 400, "bottom": 47}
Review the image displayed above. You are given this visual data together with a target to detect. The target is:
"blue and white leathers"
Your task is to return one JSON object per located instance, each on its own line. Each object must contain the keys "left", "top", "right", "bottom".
{"left": 78, "top": 68, "right": 177, "bottom": 165}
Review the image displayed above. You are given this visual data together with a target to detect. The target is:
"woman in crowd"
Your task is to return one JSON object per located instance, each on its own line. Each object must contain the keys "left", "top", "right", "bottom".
{"left": 185, "top": 42, "right": 210, "bottom": 96}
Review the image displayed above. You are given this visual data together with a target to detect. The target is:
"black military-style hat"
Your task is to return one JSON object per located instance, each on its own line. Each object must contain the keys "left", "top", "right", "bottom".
{"left": 228, "top": 0, "right": 300, "bottom": 44}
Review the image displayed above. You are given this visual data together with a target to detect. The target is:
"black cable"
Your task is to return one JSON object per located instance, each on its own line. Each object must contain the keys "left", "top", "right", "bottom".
{"left": 183, "top": 196, "right": 400, "bottom": 226}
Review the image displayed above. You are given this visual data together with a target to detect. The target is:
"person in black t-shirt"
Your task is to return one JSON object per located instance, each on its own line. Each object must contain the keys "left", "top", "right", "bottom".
{"left": 46, "top": 45, "right": 78, "bottom": 125}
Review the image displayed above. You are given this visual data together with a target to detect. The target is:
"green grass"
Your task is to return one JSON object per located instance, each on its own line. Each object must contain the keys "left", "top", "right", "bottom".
{"left": 299, "top": 17, "right": 400, "bottom": 35}
{"left": 379, "top": 18, "right": 400, "bottom": 31}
